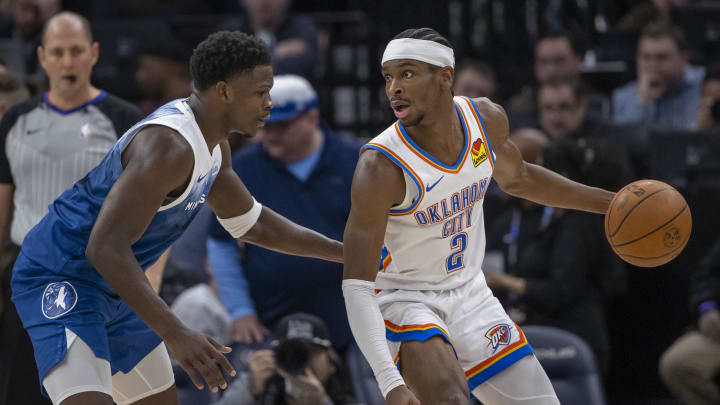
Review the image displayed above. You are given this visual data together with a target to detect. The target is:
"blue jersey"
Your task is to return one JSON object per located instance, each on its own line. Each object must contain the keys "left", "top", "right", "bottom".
{"left": 15, "top": 99, "right": 222, "bottom": 294}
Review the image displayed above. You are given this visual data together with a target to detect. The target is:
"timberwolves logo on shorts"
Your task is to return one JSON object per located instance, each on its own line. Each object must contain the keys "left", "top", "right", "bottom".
{"left": 485, "top": 323, "right": 512, "bottom": 353}
{"left": 41, "top": 281, "right": 78, "bottom": 319}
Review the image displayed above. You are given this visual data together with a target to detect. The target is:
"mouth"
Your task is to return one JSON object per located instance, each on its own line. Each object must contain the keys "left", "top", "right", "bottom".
{"left": 257, "top": 115, "right": 270, "bottom": 127}
{"left": 62, "top": 74, "right": 77, "bottom": 84}
{"left": 391, "top": 99, "right": 410, "bottom": 119}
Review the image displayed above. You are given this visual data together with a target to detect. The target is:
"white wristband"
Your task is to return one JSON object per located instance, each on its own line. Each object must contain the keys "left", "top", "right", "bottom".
{"left": 342, "top": 279, "right": 405, "bottom": 397}
{"left": 217, "top": 198, "right": 262, "bottom": 238}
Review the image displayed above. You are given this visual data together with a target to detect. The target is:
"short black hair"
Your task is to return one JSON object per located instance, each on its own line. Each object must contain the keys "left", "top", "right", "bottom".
{"left": 190, "top": 31, "right": 271, "bottom": 92}
{"left": 536, "top": 29, "right": 585, "bottom": 58}
{"left": 640, "top": 22, "right": 689, "bottom": 52}
{"left": 393, "top": 27, "right": 453, "bottom": 50}
{"left": 538, "top": 76, "right": 587, "bottom": 102}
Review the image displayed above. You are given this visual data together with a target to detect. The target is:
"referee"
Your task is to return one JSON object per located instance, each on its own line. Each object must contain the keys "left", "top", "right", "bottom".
{"left": 0, "top": 12, "right": 142, "bottom": 404}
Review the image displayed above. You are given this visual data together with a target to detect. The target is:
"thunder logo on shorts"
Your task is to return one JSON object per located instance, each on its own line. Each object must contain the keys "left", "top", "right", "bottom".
{"left": 486, "top": 323, "right": 512, "bottom": 353}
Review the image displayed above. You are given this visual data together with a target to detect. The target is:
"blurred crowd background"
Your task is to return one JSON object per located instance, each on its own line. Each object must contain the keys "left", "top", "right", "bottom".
{"left": 1, "top": 1, "right": 720, "bottom": 405}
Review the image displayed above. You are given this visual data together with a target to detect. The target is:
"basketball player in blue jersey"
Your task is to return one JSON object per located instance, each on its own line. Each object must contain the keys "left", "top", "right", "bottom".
{"left": 11, "top": 31, "right": 343, "bottom": 405}
{"left": 342, "top": 28, "right": 616, "bottom": 405}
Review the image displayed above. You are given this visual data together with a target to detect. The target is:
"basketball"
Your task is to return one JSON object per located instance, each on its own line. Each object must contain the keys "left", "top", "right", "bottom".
{"left": 605, "top": 180, "right": 692, "bottom": 268}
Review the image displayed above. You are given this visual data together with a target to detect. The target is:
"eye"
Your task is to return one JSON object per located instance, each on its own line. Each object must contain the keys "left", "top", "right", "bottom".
{"left": 403, "top": 71, "right": 413, "bottom": 79}
{"left": 383, "top": 74, "right": 391, "bottom": 82}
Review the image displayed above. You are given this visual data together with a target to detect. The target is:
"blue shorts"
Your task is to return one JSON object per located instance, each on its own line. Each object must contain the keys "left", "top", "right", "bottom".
{"left": 10, "top": 252, "right": 163, "bottom": 386}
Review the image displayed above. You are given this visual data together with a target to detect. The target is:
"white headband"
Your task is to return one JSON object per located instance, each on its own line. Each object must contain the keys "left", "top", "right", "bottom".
{"left": 381, "top": 38, "right": 455, "bottom": 68}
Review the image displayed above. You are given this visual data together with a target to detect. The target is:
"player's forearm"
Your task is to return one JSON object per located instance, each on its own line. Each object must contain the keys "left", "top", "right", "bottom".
{"left": 241, "top": 207, "right": 343, "bottom": 263}
{"left": 86, "top": 242, "right": 184, "bottom": 338}
{"left": 504, "top": 163, "right": 614, "bottom": 214}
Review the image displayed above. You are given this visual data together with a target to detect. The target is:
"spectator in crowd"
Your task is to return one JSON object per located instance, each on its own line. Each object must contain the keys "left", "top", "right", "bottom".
{"left": 207, "top": 75, "right": 358, "bottom": 353}
{"left": 213, "top": 312, "right": 349, "bottom": 405}
{"left": 222, "top": 0, "right": 318, "bottom": 78}
{"left": 697, "top": 65, "right": 720, "bottom": 130}
{"left": 0, "top": 12, "right": 142, "bottom": 405}
{"left": 659, "top": 236, "right": 720, "bottom": 405}
{"left": 0, "top": 73, "right": 29, "bottom": 119}
{"left": 134, "top": 37, "right": 192, "bottom": 116}
{"left": 538, "top": 77, "right": 589, "bottom": 139}
{"left": 452, "top": 59, "right": 496, "bottom": 99}
{"left": 486, "top": 137, "right": 632, "bottom": 372}
{"left": 612, "top": 22, "right": 704, "bottom": 130}
{"left": 508, "top": 29, "right": 610, "bottom": 128}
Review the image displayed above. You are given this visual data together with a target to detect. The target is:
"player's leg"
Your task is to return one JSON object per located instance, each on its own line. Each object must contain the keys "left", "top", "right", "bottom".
{"left": 471, "top": 354, "right": 559, "bottom": 405}
{"left": 111, "top": 343, "right": 177, "bottom": 405}
{"left": 42, "top": 330, "right": 114, "bottom": 405}
{"left": 659, "top": 330, "right": 720, "bottom": 405}
{"left": 399, "top": 335, "right": 471, "bottom": 405}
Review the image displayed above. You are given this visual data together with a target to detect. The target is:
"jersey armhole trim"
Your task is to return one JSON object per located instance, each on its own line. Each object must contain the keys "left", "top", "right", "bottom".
{"left": 362, "top": 143, "right": 424, "bottom": 215}
{"left": 462, "top": 96, "right": 496, "bottom": 169}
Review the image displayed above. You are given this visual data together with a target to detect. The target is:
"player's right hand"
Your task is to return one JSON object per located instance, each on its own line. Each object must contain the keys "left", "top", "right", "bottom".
{"left": 386, "top": 385, "right": 421, "bottom": 405}
{"left": 164, "top": 326, "right": 236, "bottom": 392}
{"left": 231, "top": 314, "right": 270, "bottom": 343}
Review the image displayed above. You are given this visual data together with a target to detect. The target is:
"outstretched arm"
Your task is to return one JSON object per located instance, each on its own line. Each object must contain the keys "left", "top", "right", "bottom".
{"left": 475, "top": 98, "right": 615, "bottom": 214}
{"left": 342, "top": 149, "right": 419, "bottom": 405}
{"left": 86, "top": 126, "right": 235, "bottom": 393}
{"left": 207, "top": 141, "right": 342, "bottom": 262}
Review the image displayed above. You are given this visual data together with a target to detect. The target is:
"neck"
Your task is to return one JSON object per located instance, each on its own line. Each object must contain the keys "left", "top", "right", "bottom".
{"left": 47, "top": 85, "right": 100, "bottom": 110}
{"left": 403, "top": 98, "right": 461, "bottom": 145}
{"left": 187, "top": 92, "right": 227, "bottom": 151}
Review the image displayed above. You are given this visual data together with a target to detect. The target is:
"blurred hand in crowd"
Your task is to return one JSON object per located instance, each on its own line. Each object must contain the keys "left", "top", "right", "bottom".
{"left": 699, "top": 309, "right": 720, "bottom": 343}
{"left": 249, "top": 349, "right": 276, "bottom": 397}
{"left": 231, "top": 314, "right": 270, "bottom": 343}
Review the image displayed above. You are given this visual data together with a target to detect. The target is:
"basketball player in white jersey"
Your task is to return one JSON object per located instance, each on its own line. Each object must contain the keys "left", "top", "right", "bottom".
{"left": 342, "top": 28, "right": 615, "bottom": 405}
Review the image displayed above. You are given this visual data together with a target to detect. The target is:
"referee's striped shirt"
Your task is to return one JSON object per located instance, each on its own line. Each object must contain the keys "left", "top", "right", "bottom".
{"left": 0, "top": 91, "right": 143, "bottom": 246}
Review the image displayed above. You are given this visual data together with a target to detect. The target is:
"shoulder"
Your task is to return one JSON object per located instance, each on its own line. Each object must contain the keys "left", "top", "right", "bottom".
{"left": 325, "top": 131, "right": 362, "bottom": 158}
{"left": 0, "top": 96, "right": 42, "bottom": 136}
{"left": 612, "top": 81, "right": 637, "bottom": 102}
{"left": 127, "top": 124, "right": 194, "bottom": 171}
{"left": 97, "top": 92, "right": 143, "bottom": 117}
{"left": 470, "top": 97, "right": 509, "bottom": 146}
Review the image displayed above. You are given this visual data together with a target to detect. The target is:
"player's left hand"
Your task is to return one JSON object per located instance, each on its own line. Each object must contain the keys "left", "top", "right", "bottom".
{"left": 164, "top": 326, "right": 236, "bottom": 392}
{"left": 699, "top": 309, "right": 720, "bottom": 343}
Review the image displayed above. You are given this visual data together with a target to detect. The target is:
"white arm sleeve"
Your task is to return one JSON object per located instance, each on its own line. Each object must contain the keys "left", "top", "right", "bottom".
{"left": 217, "top": 198, "right": 262, "bottom": 238}
{"left": 342, "top": 279, "right": 405, "bottom": 397}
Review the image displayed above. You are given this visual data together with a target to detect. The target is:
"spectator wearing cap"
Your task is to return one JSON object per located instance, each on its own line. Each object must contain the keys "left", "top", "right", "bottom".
{"left": 212, "top": 312, "right": 347, "bottom": 405}
{"left": 134, "top": 37, "right": 192, "bottom": 116}
{"left": 207, "top": 75, "right": 360, "bottom": 353}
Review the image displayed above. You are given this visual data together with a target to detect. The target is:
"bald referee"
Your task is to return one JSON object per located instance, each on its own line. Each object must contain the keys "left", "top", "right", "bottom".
{"left": 0, "top": 12, "right": 142, "bottom": 405}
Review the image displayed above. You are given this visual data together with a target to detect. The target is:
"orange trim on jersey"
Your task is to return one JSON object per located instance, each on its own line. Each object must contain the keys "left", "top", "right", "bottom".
{"left": 393, "top": 103, "right": 471, "bottom": 174}
{"left": 460, "top": 97, "right": 494, "bottom": 171}
{"left": 380, "top": 252, "right": 392, "bottom": 272}
{"left": 384, "top": 320, "right": 451, "bottom": 338}
{"left": 464, "top": 323, "right": 528, "bottom": 380}
{"left": 365, "top": 142, "right": 425, "bottom": 216}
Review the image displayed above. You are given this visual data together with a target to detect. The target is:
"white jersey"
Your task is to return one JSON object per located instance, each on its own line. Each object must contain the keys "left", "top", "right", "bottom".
{"left": 365, "top": 96, "right": 495, "bottom": 291}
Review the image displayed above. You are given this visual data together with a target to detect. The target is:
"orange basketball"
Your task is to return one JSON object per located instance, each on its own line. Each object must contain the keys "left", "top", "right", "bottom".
{"left": 605, "top": 180, "right": 692, "bottom": 268}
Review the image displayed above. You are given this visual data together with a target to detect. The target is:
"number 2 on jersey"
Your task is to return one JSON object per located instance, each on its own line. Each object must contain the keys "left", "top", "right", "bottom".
{"left": 446, "top": 232, "right": 467, "bottom": 272}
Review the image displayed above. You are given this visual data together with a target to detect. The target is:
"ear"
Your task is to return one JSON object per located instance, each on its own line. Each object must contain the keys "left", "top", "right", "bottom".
{"left": 90, "top": 41, "right": 100, "bottom": 66}
{"left": 439, "top": 66, "right": 455, "bottom": 92}
{"left": 37, "top": 45, "right": 46, "bottom": 70}
{"left": 214, "top": 81, "right": 234, "bottom": 104}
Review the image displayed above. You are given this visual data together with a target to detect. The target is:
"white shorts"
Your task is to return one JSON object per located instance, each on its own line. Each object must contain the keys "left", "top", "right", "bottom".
{"left": 377, "top": 276, "right": 535, "bottom": 393}
{"left": 42, "top": 328, "right": 175, "bottom": 405}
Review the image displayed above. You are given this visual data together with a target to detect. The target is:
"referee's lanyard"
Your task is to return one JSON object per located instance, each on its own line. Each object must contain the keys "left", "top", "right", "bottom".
{"left": 503, "top": 206, "right": 554, "bottom": 268}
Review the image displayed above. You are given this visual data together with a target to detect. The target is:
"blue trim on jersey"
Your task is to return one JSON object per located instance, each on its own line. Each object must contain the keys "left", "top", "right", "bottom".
{"left": 463, "top": 97, "right": 496, "bottom": 165}
{"left": 396, "top": 104, "right": 470, "bottom": 170}
{"left": 466, "top": 345, "right": 534, "bottom": 391}
{"left": 386, "top": 326, "right": 452, "bottom": 344}
{"left": 44, "top": 91, "right": 107, "bottom": 115}
{"left": 361, "top": 144, "right": 422, "bottom": 214}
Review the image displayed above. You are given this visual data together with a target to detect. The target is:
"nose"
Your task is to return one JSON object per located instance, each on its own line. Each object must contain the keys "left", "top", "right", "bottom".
{"left": 388, "top": 78, "right": 403, "bottom": 96}
{"left": 265, "top": 95, "right": 273, "bottom": 111}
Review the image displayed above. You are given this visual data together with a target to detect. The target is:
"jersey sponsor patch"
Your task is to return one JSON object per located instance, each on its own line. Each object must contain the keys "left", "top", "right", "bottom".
{"left": 41, "top": 281, "right": 78, "bottom": 319}
{"left": 471, "top": 138, "right": 488, "bottom": 167}
{"left": 485, "top": 323, "right": 512, "bottom": 353}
